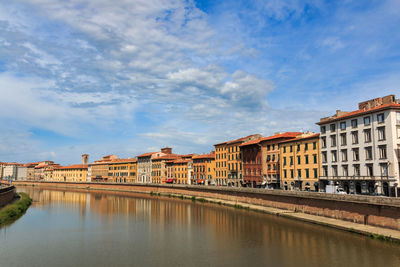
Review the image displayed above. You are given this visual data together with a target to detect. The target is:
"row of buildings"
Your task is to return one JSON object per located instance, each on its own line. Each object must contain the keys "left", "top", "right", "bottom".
{"left": 1, "top": 95, "right": 400, "bottom": 197}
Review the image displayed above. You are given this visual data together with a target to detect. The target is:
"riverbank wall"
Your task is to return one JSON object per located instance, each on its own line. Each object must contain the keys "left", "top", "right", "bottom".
{"left": 0, "top": 185, "right": 16, "bottom": 207}
{"left": 9, "top": 180, "right": 400, "bottom": 232}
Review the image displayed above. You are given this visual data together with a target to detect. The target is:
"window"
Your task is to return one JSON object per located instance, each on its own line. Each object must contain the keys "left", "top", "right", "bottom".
{"left": 304, "top": 169, "right": 309, "bottom": 178}
{"left": 313, "top": 154, "right": 317, "bottom": 164}
{"left": 330, "top": 124, "right": 336, "bottom": 132}
{"left": 290, "top": 156, "right": 293, "bottom": 165}
{"left": 366, "top": 164, "right": 373, "bottom": 176}
{"left": 305, "top": 155, "right": 309, "bottom": 164}
{"left": 283, "top": 146, "right": 286, "bottom": 153}
{"left": 379, "top": 145, "right": 387, "bottom": 159}
{"left": 290, "top": 146, "right": 293, "bottom": 152}
{"left": 313, "top": 168, "right": 318, "bottom": 178}
{"left": 305, "top": 143, "right": 308, "bottom": 151}
{"left": 321, "top": 137, "right": 327, "bottom": 148}
{"left": 377, "top": 113, "right": 384, "bottom": 124}
{"left": 340, "top": 121, "right": 346, "bottom": 130}
{"left": 378, "top": 126, "right": 385, "bottom": 141}
{"left": 313, "top": 142, "right": 316, "bottom": 150}
{"left": 290, "top": 169, "right": 294, "bottom": 178}
{"left": 332, "top": 165, "right": 338, "bottom": 176}
{"left": 297, "top": 144, "right": 300, "bottom": 151}
{"left": 352, "top": 148, "right": 359, "bottom": 161}
{"left": 284, "top": 169, "right": 287, "bottom": 178}
{"left": 351, "top": 119, "right": 358, "bottom": 128}
{"left": 297, "top": 156, "right": 301, "bottom": 164}
{"left": 340, "top": 133, "right": 347, "bottom": 146}
{"left": 353, "top": 164, "right": 360, "bottom": 176}
{"left": 342, "top": 165, "right": 348, "bottom": 176}
{"left": 365, "top": 146, "right": 373, "bottom": 160}
{"left": 330, "top": 135, "right": 336, "bottom": 147}
{"left": 283, "top": 157, "right": 287, "bottom": 166}
{"left": 331, "top": 150, "right": 337, "bottom": 162}
{"left": 364, "top": 129, "right": 371, "bottom": 143}
{"left": 322, "top": 152, "right": 327, "bottom": 163}
{"left": 364, "top": 116, "right": 371, "bottom": 126}
{"left": 380, "top": 163, "right": 388, "bottom": 176}
{"left": 341, "top": 149, "right": 348, "bottom": 161}
{"left": 322, "top": 166, "right": 328, "bottom": 176}
{"left": 351, "top": 131, "right": 358, "bottom": 144}
{"left": 297, "top": 169, "right": 301, "bottom": 178}
{"left": 321, "top": 126, "right": 326, "bottom": 134}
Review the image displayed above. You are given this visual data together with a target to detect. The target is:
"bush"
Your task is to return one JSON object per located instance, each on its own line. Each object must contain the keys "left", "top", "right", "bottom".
{"left": 0, "top": 192, "right": 32, "bottom": 226}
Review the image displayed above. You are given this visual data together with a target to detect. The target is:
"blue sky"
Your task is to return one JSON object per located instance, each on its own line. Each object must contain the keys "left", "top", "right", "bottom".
{"left": 0, "top": 0, "right": 399, "bottom": 165}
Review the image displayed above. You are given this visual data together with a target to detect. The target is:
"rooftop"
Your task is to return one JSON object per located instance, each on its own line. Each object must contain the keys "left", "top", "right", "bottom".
{"left": 318, "top": 95, "right": 400, "bottom": 125}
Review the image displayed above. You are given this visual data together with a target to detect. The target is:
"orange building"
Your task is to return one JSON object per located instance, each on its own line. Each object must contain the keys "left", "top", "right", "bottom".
{"left": 214, "top": 134, "right": 261, "bottom": 186}
{"left": 260, "top": 132, "right": 301, "bottom": 188}
{"left": 192, "top": 152, "right": 216, "bottom": 185}
{"left": 89, "top": 155, "right": 118, "bottom": 182}
{"left": 107, "top": 158, "right": 137, "bottom": 183}
{"left": 173, "top": 158, "right": 190, "bottom": 184}
{"left": 280, "top": 133, "right": 321, "bottom": 191}
{"left": 152, "top": 154, "right": 181, "bottom": 184}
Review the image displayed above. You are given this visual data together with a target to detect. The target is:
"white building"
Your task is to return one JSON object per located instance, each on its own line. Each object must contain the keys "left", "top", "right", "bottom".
{"left": 17, "top": 166, "right": 28, "bottom": 180}
{"left": 3, "top": 164, "right": 19, "bottom": 180}
{"left": 317, "top": 95, "right": 400, "bottom": 196}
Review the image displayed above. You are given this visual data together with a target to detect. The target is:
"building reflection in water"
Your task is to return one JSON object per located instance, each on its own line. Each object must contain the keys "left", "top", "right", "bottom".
{"left": 17, "top": 186, "right": 400, "bottom": 267}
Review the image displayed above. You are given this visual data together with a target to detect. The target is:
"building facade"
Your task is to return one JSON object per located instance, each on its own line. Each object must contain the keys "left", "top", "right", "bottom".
{"left": 53, "top": 165, "right": 88, "bottom": 182}
{"left": 192, "top": 153, "right": 216, "bottom": 185}
{"left": 214, "top": 134, "right": 261, "bottom": 187}
{"left": 317, "top": 95, "right": 400, "bottom": 196}
{"left": 280, "top": 133, "right": 320, "bottom": 191}
{"left": 107, "top": 158, "right": 137, "bottom": 183}
{"left": 89, "top": 155, "right": 118, "bottom": 182}
{"left": 172, "top": 159, "right": 189, "bottom": 184}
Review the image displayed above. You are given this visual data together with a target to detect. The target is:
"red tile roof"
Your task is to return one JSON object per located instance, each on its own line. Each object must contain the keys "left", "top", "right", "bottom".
{"left": 214, "top": 134, "right": 261, "bottom": 146}
{"left": 261, "top": 132, "right": 302, "bottom": 141}
{"left": 278, "top": 133, "right": 320, "bottom": 144}
{"left": 152, "top": 154, "right": 181, "bottom": 161}
{"left": 240, "top": 132, "right": 302, "bottom": 147}
{"left": 192, "top": 153, "right": 215, "bottom": 160}
{"left": 55, "top": 164, "right": 88, "bottom": 170}
{"left": 137, "top": 152, "right": 157, "bottom": 158}
{"left": 317, "top": 103, "right": 400, "bottom": 125}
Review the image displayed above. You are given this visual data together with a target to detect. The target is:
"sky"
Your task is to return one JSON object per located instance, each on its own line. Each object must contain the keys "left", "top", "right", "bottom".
{"left": 0, "top": 0, "right": 399, "bottom": 165}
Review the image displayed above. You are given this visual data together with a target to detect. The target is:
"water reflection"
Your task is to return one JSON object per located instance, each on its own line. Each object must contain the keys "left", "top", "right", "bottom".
{"left": 0, "top": 186, "right": 399, "bottom": 267}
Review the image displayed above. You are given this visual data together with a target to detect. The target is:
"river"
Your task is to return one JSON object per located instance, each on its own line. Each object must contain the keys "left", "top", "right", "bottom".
{"left": 1, "top": 186, "right": 399, "bottom": 267}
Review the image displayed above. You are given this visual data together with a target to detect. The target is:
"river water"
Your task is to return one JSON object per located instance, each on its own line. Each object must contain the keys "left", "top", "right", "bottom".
{"left": 0, "top": 186, "right": 399, "bottom": 267}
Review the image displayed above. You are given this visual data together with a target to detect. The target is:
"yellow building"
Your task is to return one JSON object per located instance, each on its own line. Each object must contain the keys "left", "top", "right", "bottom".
{"left": 214, "top": 134, "right": 261, "bottom": 186}
{"left": 107, "top": 158, "right": 137, "bottom": 183}
{"left": 53, "top": 164, "right": 88, "bottom": 182}
{"left": 280, "top": 133, "right": 320, "bottom": 191}
{"left": 214, "top": 142, "right": 227, "bottom": 186}
{"left": 152, "top": 154, "right": 180, "bottom": 184}
{"left": 192, "top": 153, "right": 216, "bottom": 185}
{"left": 172, "top": 158, "right": 189, "bottom": 184}
{"left": 89, "top": 155, "right": 118, "bottom": 182}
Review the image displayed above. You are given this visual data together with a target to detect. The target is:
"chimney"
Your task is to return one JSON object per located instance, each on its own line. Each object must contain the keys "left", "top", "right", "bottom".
{"left": 81, "top": 154, "right": 89, "bottom": 165}
{"left": 161, "top": 147, "right": 172, "bottom": 154}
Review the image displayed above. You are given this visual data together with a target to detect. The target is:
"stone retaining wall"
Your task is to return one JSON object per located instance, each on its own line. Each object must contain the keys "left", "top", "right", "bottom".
{"left": 0, "top": 185, "right": 16, "bottom": 207}
{"left": 10, "top": 181, "right": 400, "bottom": 231}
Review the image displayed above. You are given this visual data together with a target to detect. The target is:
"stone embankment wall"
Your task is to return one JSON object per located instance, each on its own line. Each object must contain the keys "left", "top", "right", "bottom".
{"left": 0, "top": 185, "right": 16, "bottom": 207}
{"left": 10, "top": 181, "right": 400, "bottom": 231}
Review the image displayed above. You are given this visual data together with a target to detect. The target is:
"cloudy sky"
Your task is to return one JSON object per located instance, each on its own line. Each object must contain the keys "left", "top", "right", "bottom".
{"left": 1, "top": 0, "right": 399, "bottom": 165}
